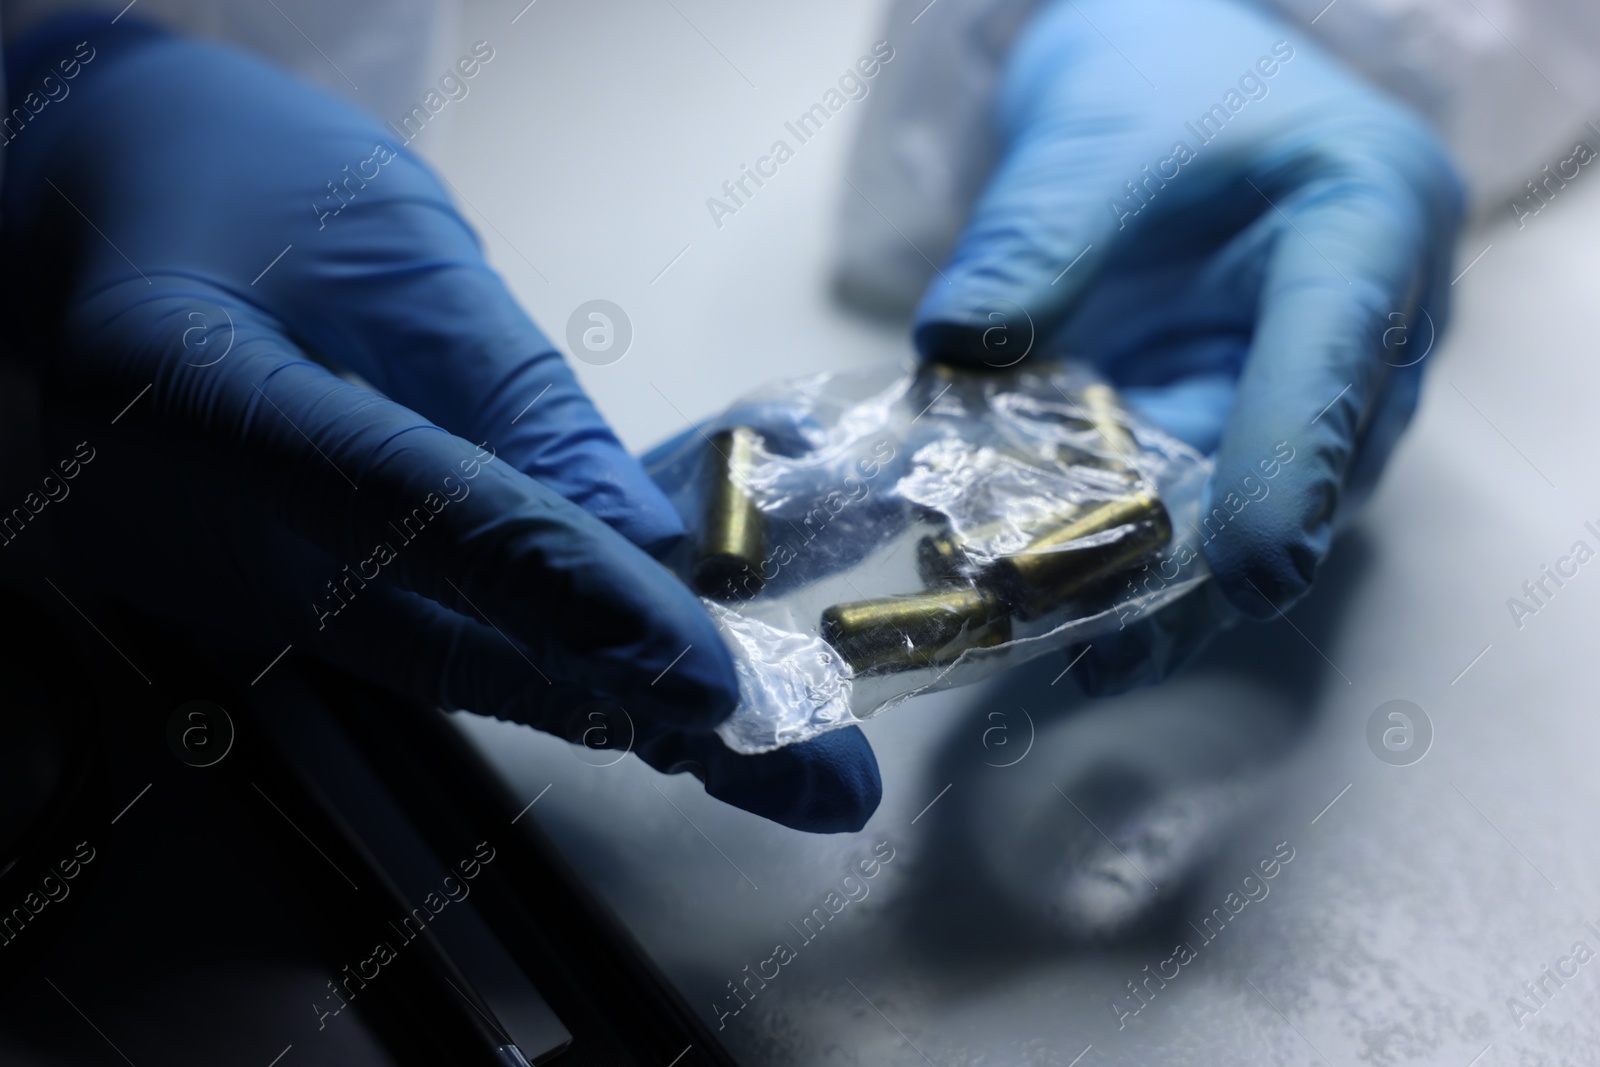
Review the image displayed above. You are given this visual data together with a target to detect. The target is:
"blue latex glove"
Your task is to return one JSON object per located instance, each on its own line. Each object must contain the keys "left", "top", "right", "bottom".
{"left": 914, "top": 0, "right": 1463, "bottom": 692}
{"left": 0, "top": 18, "right": 879, "bottom": 832}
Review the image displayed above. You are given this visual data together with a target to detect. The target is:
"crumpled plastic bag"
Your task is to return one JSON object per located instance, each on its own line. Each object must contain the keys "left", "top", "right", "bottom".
{"left": 646, "top": 362, "right": 1212, "bottom": 754}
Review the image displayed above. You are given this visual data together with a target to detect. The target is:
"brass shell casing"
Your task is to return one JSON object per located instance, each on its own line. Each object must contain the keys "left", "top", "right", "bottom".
{"left": 820, "top": 585, "right": 1011, "bottom": 675}
{"left": 916, "top": 503, "right": 1086, "bottom": 586}
{"left": 986, "top": 492, "right": 1172, "bottom": 618}
{"left": 916, "top": 529, "right": 971, "bottom": 585}
{"left": 693, "top": 427, "right": 766, "bottom": 599}
{"left": 1081, "top": 382, "right": 1145, "bottom": 483}
{"left": 1080, "top": 383, "right": 1139, "bottom": 474}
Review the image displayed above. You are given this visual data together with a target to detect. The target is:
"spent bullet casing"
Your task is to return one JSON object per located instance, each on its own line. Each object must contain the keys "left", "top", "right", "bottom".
{"left": 1080, "top": 383, "right": 1140, "bottom": 475}
{"left": 693, "top": 427, "right": 766, "bottom": 599}
{"left": 917, "top": 503, "right": 1086, "bottom": 586}
{"left": 917, "top": 528, "right": 970, "bottom": 585}
{"left": 986, "top": 492, "right": 1172, "bottom": 618}
{"left": 820, "top": 586, "right": 1011, "bottom": 675}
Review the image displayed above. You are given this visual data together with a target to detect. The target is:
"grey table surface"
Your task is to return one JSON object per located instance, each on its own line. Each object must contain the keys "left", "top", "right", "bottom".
{"left": 429, "top": 2, "right": 1600, "bottom": 1063}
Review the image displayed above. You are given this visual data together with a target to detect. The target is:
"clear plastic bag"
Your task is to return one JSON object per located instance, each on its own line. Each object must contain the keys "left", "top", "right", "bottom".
{"left": 646, "top": 363, "right": 1213, "bottom": 754}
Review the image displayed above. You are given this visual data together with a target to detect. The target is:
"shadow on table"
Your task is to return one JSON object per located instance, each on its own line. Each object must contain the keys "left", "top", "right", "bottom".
{"left": 886, "top": 530, "right": 1376, "bottom": 984}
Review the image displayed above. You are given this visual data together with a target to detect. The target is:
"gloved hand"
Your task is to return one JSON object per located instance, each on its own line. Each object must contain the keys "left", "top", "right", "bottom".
{"left": 914, "top": 0, "right": 1463, "bottom": 692}
{"left": 0, "top": 18, "right": 879, "bottom": 832}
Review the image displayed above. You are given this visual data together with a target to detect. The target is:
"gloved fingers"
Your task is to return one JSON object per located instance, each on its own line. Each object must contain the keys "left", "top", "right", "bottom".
{"left": 7, "top": 28, "right": 735, "bottom": 730}
{"left": 1119, "top": 372, "right": 1240, "bottom": 455}
{"left": 1337, "top": 192, "right": 1454, "bottom": 521}
{"left": 317, "top": 580, "right": 588, "bottom": 725}
{"left": 323, "top": 586, "right": 700, "bottom": 763}
{"left": 322, "top": 583, "right": 875, "bottom": 832}
{"left": 635, "top": 725, "right": 883, "bottom": 834}
{"left": 1050, "top": 200, "right": 1276, "bottom": 388}
{"left": 1203, "top": 154, "right": 1458, "bottom": 618}
{"left": 907, "top": 12, "right": 1177, "bottom": 365}
{"left": 278, "top": 196, "right": 688, "bottom": 552}
{"left": 908, "top": 0, "right": 1296, "bottom": 367}
{"left": 0, "top": 23, "right": 680, "bottom": 553}
{"left": 1048, "top": 217, "right": 1264, "bottom": 454}
{"left": 61, "top": 285, "right": 737, "bottom": 730}
{"left": 1337, "top": 360, "right": 1426, "bottom": 524}
{"left": 909, "top": 113, "right": 1166, "bottom": 367}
